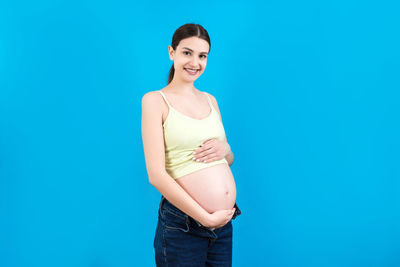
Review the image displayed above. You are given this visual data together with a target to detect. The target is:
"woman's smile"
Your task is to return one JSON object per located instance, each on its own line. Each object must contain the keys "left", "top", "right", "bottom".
{"left": 184, "top": 68, "right": 199, "bottom": 75}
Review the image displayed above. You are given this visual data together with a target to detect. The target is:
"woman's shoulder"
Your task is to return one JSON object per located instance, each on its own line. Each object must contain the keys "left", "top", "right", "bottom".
{"left": 142, "top": 89, "right": 164, "bottom": 98}
{"left": 141, "top": 90, "right": 164, "bottom": 108}
{"left": 202, "top": 90, "right": 218, "bottom": 104}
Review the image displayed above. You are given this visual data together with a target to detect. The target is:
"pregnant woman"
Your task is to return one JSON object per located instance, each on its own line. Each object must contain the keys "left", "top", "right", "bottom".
{"left": 141, "top": 23, "right": 242, "bottom": 266}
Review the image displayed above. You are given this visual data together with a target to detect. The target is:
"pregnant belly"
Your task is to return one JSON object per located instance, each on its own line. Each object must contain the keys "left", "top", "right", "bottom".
{"left": 175, "top": 163, "right": 237, "bottom": 213}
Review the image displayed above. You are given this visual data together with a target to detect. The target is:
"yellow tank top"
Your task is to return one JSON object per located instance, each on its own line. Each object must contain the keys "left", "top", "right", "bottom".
{"left": 158, "top": 90, "right": 229, "bottom": 179}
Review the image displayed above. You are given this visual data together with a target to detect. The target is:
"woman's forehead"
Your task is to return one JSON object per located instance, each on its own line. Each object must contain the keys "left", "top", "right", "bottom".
{"left": 178, "top": 37, "right": 209, "bottom": 51}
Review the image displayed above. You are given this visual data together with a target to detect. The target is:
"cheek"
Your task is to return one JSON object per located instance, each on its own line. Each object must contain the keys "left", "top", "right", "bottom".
{"left": 174, "top": 59, "right": 187, "bottom": 68}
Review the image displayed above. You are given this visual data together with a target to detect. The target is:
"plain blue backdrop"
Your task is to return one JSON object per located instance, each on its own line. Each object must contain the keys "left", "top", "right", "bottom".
{"left": 1, "top": 0, "right": 399, "bottom": 266}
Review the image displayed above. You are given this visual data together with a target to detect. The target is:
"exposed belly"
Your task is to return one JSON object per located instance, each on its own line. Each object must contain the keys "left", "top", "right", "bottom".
{"left": 175, "top": 163, "right": 237, "bottom": 213}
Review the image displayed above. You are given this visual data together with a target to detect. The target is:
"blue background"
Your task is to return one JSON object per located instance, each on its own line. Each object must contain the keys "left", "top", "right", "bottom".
{"left": 1, "top": 0, "right": 399, "bottom": 266}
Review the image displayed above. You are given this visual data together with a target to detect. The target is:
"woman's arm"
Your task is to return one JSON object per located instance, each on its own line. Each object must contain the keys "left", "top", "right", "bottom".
{"left": 141, "top": 91, "right": 210, "bottom": 224}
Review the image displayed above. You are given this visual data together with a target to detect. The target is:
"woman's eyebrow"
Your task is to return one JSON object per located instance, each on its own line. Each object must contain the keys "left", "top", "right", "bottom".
{"left": 182, "top": 47, "right": 208, "bottom": 54}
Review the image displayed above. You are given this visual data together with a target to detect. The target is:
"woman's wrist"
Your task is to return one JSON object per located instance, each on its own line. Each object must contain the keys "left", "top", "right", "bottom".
{"left": 198, "top": 211, "right": 212, "bottom": 226}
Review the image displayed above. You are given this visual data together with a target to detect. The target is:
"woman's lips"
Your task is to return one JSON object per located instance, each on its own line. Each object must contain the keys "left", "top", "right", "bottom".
{"left": 184, "top": 68, "right": 199, "bottom": 75}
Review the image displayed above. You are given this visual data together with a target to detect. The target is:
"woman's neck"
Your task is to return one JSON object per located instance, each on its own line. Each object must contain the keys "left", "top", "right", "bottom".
{"left": 166, "top": 78, "right": 197, "bottom": 95}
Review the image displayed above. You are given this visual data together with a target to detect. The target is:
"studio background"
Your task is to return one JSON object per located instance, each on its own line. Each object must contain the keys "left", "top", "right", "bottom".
{"left": 1, "top": 0, "right": 399, "bottom": 266}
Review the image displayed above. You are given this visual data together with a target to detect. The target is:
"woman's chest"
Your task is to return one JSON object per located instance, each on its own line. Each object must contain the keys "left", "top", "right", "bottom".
{"left": 163, "top": 113, "right": 226, "bottom": 149}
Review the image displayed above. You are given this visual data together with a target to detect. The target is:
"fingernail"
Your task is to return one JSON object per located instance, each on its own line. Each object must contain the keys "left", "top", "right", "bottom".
{"left": 196, "top": 159, "right": 200, "bottom": 162}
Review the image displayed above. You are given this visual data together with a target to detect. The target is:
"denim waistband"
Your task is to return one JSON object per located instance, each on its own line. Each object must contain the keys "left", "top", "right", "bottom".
{"left": 159, "top": 195, "right": 242, "bottom": 231}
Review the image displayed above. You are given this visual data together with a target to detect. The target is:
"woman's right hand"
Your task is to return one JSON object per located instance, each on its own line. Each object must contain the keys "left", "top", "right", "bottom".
{"left": 201, "top": 208, "right": 236, "bottom": 228}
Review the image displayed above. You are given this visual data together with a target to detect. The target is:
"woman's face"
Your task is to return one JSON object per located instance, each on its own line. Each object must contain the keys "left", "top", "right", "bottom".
{"left": 168, "top": 36, "right": 209, "bottom": 83}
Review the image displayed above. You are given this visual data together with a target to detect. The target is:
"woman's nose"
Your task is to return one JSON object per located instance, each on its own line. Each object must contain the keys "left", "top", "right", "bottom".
{"left": 190, "top": 57, "right": 199, "bottom": 67}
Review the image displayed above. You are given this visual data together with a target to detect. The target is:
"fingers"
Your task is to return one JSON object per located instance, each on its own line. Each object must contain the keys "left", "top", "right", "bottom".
{"left": 203, "top": 156, "right": 219, "bottom": 163}
{"left": 223, "top": 210, "right": 235, "bottom": 227}
{"left": 193, "top": 141, "right": 215, "bottom": 156}
{"left": 218, "top": 212, "right": 234, "bottom": 228}
{"left": 194, "top": 146, "right": 214, "bottom": 156}
{"left": 210, "top": 208, "right": 236, "bottom": 228}
{"left": 192, "top": 139, "right": 225, "bottom": 163}
{"left": 202, "top": 138, "right": 216, "bottom": 147}
{"left": 195, "top": 143, "right": 213, "bottom": 153}
{"left": 193, "top": 152, "right": 218, "bottom": 163}
{"left": 224, "top": 208, "right": 235, "bottom": 225}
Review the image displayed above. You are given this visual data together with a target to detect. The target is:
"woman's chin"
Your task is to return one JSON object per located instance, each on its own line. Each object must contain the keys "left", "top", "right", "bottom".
{"left": 182, "top": 75, "right": 199, "bottom": 82}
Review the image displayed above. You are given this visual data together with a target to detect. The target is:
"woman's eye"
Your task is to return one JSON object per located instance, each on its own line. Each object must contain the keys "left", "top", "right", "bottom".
{"left": 183, "top": 51, "right": 206, "bottom": 58}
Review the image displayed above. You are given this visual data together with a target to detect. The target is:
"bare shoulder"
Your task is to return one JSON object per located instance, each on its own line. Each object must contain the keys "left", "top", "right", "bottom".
{"left": 203, "top": 91, "right": 220, "bottom": 110}
{"left": 141, "top": 90, "right": 162, "bottom": 106}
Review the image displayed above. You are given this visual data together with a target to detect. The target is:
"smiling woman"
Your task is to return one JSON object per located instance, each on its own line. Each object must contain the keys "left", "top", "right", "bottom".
{"left": 141, "top": 23, "right": 242, "bottom": 266}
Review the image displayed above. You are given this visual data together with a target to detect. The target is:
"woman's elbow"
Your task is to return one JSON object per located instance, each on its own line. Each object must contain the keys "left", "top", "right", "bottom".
{"left": 148, "top": 169, "right": 167, "bottom": 185}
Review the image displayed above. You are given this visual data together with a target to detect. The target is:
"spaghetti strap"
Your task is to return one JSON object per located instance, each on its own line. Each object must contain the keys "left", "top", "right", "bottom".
{"left": 203, "top": 92, "right": 214, "bottom": 110}
{"left": 158, "top": 91, "right": 172, "bottom": 108}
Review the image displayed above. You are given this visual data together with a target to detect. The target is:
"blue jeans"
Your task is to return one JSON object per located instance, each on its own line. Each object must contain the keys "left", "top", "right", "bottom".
{"left": 154, "top": 195, "right": 242, "bottom": 266}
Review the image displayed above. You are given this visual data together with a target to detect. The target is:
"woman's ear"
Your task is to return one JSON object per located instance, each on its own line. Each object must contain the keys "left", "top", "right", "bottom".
{"left": 168, "top": 46, "right": 174, "bottom": 61}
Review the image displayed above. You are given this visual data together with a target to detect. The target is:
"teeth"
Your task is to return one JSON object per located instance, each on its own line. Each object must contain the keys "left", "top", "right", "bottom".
{"left": 185, "top": 68, "right": 198, "bottom": 74}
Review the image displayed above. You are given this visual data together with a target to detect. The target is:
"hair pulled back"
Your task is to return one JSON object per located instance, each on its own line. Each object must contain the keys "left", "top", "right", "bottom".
{"left": 167, "top": 23, "right": 211, "bottom": 84}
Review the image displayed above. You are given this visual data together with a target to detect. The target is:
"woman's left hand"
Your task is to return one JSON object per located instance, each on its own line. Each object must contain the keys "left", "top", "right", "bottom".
{"left": 192, "top": 138, "right": 231, "bottom": 163}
